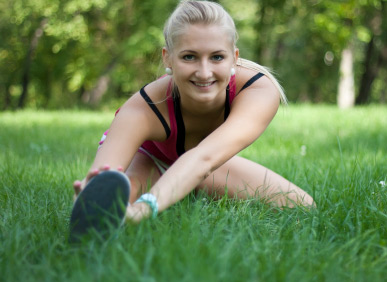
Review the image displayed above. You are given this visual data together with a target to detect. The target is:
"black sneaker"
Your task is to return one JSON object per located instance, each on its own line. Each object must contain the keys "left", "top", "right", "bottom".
{"left": 68, "top": 170, "right": 130, "bottom": 243}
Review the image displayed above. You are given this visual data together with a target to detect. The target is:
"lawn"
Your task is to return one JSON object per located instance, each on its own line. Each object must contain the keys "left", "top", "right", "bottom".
{"left": 0, "top": 105, "right": 386, "bottom": 281}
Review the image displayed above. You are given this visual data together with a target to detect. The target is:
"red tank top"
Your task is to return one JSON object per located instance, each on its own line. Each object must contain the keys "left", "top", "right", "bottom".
{"left": 100, "top": 73, "right": 264, "bottom": 166}
{"left": 140, "top": 75, "right": 237, "bottom": 166}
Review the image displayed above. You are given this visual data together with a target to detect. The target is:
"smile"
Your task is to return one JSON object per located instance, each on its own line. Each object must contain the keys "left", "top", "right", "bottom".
{"left": 192, "top": 81, "right": 215, "bottom": 87}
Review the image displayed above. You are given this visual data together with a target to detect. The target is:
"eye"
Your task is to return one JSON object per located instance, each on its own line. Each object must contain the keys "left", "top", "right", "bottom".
{"left": 212, "top": 55, "right": 224, "bottom": 61}
{"left": 183, "top": 55, "right": 195, "bottom": 61}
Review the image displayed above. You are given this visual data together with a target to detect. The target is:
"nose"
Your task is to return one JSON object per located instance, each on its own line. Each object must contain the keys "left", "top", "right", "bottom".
{"left": 196, "top": 60, "right": 212, "bottom": 80}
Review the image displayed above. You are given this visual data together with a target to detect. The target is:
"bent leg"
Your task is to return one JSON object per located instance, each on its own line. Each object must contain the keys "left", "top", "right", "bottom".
{"left": 125, "top": 152, "right": 161, "bottom": 204}
{"left": 197, "top": 155, "right": 314, "bottom": 208}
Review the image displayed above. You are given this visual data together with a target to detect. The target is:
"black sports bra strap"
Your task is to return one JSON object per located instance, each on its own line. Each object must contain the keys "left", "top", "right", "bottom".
{"left": 140, "top": 87, "right": 171, "bottom": 138}
{"left": 173, "top": 95, "right": 186, "bottom": 156}
{"left": 224, "top": 86, "right": 230, "bottom": 120}
{"left": 239, "top": 72, "right": 264, "bottom": 93}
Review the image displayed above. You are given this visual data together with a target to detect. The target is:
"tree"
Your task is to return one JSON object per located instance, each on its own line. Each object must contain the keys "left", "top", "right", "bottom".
{"left": 337, "top": 44, "right": 355, "bottom": 108}
{"left": 244, "top": 0, "right": 387, "bottom": 105}
{"left": 18, "top": 18, "right": 48, "bottom": 108}
{"left": 1, "top": 0, "right": 386, "bottom": 109}
{"left": 0, "top": 0, "right": 175, "bottom": 109}
{"left": 356, "top": 1, "right": 387, "bottom": 104}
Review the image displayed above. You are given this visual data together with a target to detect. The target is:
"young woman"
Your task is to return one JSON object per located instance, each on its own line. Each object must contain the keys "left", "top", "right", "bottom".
{"left": 69, "top": 0, "right": 314, "bottom": 241}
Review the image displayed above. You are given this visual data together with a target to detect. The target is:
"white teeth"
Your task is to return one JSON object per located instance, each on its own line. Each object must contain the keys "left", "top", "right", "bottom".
{"left": 194, "top": 82, "right": 213, "bottom": 87}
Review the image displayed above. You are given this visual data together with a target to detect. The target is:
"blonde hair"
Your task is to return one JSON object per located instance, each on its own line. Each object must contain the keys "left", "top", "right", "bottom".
{"left": 237, "top": 58, "right": 287, "bottom": 104}
{"left": 163, "top": 0, "right": 238, "bottom": 52}
{"left": 163, "top": 0, "right": 287, "bottom": 104}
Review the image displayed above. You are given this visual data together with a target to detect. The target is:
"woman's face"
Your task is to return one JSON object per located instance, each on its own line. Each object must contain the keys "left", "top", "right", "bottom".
{"left": 163, "top": 24, "right": 239, "bottom": 105}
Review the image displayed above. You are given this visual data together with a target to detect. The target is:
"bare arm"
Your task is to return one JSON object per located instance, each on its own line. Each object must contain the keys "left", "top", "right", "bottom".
{"left": 129, "top": 76, "right": 280, "bottom": 219}
{"left": 73, "top": 80, "right": 169, "bottom": 194}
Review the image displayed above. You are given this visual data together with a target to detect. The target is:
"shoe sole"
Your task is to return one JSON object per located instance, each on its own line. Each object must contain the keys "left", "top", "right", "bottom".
{"left": 68, "top": 170, "right": 130, "bottom": 243}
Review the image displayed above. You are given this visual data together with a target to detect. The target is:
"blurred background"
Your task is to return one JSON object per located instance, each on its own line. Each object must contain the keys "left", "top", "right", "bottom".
{"left": 0, "top": 0, "right": 386, "bottom": 110}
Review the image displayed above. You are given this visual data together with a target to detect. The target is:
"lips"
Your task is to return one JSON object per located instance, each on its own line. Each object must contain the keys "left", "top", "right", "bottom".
{"left": 191, "top": 81, "right": 215, "bottom": 87}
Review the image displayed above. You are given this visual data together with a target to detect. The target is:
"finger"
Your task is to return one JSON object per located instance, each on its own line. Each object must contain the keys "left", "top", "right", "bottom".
{"left": 100, "top": 164, "right": 110, "bottom": 171}
{"left": 73, "top": 180, "right": 82, "bottom": 195}
{"left": 86, "top": 169, "right": 100, "bottom": 180}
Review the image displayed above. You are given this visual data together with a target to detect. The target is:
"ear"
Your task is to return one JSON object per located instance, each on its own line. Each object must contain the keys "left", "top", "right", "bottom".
{"left": 233, "top": 48, "right": 239, "bottom": 64}
{"left": 162, "top": 47, "right": 171, "bottom": 67}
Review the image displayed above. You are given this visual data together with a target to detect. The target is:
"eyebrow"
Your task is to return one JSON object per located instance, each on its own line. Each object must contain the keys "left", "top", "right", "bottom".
{"left": 179, "top": 49, "right": 227, "bottom": 54}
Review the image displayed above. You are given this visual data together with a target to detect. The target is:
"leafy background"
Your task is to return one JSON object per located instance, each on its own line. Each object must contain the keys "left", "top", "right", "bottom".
{"left": 1, "top": 0, "right": 386, "bottom": 110}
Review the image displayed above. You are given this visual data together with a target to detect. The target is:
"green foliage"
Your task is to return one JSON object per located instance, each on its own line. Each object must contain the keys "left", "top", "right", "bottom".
{"left": 228, "top": 0, "right": 386, "bottom": 103}
{"left": 0, "top": 0, "right": 174, "bottom": 109}
{"left": 0, "top": 0, "right": 386, "bottom": 109}
{"left": 0, "top": 106, "right": 386, "bottom": 281}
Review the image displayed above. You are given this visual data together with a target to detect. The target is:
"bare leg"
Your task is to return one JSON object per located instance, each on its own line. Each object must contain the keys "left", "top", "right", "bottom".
{"left": 125, "top": 154, "right": 314, "bottom": 223}
{"left": 125, "top": 152, "right": 161, "bottom": 204}
{"left": 197, "top": 155, "right": 315, "bottom": 208}
{"left": 124, "top": 152, "right": 165, "bottom": 222}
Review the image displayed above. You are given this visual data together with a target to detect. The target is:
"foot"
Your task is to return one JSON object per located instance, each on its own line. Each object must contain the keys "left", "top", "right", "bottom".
{"left": 68, "top": 170, "right": 130, "bottom": 243}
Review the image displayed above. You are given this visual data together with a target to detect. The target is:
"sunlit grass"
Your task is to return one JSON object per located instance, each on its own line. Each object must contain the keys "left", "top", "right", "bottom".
{"left": 1, "top": 105, "right": 386, "bottom": 281}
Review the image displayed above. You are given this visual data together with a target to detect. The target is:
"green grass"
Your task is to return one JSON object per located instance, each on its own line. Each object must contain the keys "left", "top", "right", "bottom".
{"left": 0, "top": 105, "right": 386, "bottom": 282}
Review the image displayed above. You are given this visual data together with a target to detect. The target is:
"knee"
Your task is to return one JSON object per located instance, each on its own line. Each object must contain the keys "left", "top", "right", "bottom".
{"left": 291, "top": 191, "right": 316, "bottom": 209}
{"left": 304, "top": 194, "right": 317, "bottom": 208}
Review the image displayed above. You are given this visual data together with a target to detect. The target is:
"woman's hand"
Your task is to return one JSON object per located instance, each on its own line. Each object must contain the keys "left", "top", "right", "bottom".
{"left": 125, "top": 202, "right": 152, "bottom": 223}
{"left": 72, "top": 165, "right": 124, "bottom": 201}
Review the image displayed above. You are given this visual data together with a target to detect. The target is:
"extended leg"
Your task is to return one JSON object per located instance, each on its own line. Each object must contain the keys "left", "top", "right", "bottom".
{"left": 197, "top": 155, "right": 314, "bottom": 208}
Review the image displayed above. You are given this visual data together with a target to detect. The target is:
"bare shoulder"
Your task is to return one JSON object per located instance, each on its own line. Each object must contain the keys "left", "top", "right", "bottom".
{"left": 234, "top": 66, "right": 280, "bottom": 104}
{"left": 120, "top": 76, "right": 170, "bottom": 108}
{"left": 143, "top": 75, "right": 171, "bottom": 101}
{"left": 208, "top": 67, "right": 281, "bottom": 154}
{"left": 117, "top": 76, "right": 171, "bottom": 141}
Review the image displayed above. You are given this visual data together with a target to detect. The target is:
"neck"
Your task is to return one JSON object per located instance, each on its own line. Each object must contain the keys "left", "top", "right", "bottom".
{"left": 178, "top": 93, "right": 225, "bottom": 118}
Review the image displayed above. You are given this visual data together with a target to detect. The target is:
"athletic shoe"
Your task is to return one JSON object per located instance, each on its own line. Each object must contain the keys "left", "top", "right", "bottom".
{"left": 68, "top": 170, "right": 130, "bottom": 243}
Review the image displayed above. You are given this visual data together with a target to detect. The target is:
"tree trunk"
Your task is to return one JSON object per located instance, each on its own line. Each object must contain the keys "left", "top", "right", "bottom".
{"left": 3, "top": 83, "right": 11, "bottom": 110}
{"left": 81, "top": 57, "right": 118, "bottom": 107}
{"left": 83, "top": 75, "right": 111, "bottom": 106}
{"left": 17, "top": 18, "right": 48, "bottom": 109}
{"left": 254, "top": 0, "right": 267, "bottom": 62}
{"left": 381, "top": 88, "right": 386, "bottom": 104}
{"left": 355, "top": 36, "right": 385, "bottom": 104}
{"left": 356, "top": 2, "right": 386, "bottom": 104}
{"left": 337, "top": 45, "right": 355, "bottom": 109}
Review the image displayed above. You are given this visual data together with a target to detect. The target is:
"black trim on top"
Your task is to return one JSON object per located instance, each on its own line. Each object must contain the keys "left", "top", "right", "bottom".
{"left": 173, "top": 94, "right": 186, "bottom": 156}
{"left": 140, "top": 87, "right": 171, "bottom": 139}
{"left": 224, "top": 85, "right": 230, "bottom": 120}
{"left": 239, "top": 72, "right": 264, "bottom": 93}
{"left": 172, "top": 73, "right": 264, "bottom": 155}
